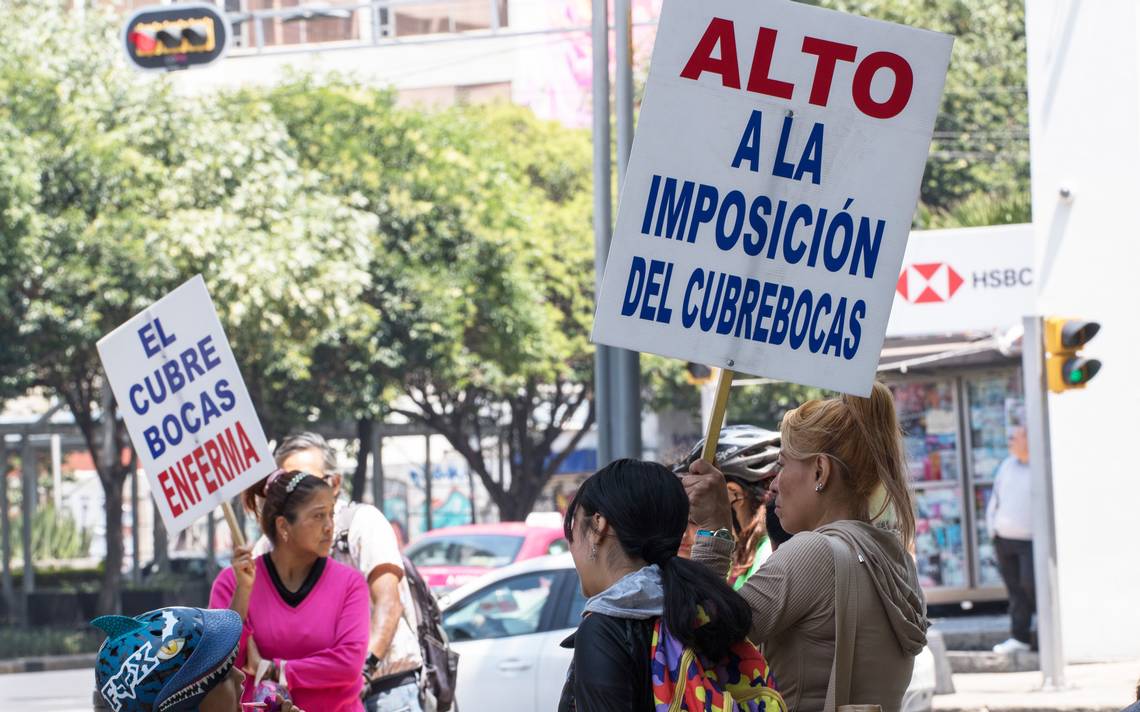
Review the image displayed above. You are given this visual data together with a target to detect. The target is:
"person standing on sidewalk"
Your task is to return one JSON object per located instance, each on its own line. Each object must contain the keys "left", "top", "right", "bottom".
{"left": 246, "top": 432, "right": 426, "bottom": 711}
{"left": 986, "top": 425, "right": 1036, "bottom": 654}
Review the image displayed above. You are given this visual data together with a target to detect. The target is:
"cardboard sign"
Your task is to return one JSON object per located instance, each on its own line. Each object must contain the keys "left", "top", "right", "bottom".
{"left": 592, "top": 0, "right": 953, "bottom": 395}
{"left": 97, "top": 275, "right": 274, "bottom": 534}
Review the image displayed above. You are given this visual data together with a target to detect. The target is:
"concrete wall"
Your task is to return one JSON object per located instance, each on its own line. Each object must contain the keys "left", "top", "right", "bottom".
{"left": 1025, "top": 0, "right": 1140, "bottom": 661}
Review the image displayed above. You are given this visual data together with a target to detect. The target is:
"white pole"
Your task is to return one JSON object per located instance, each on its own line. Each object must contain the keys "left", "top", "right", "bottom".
{"left": 1020, "top": 315, "right": 1065, "bottom": 689}
{"left": 51, "top": 435, "right": 62, "bottom": 511}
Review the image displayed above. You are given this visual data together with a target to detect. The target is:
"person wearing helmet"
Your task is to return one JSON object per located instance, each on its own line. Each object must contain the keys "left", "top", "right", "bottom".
{"left": 673, "top": 425, "right": 781, "bottom": 590}
{"left": 92, "top": 606, "right": 304, "bottom": 712}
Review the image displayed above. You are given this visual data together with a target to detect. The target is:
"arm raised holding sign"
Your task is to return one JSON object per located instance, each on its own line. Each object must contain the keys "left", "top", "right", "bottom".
{"left": 210, "top": 471, "right": 370, "bottom": 711}
{"left": 684, "top": 384, "right": 927, "bottom": 712}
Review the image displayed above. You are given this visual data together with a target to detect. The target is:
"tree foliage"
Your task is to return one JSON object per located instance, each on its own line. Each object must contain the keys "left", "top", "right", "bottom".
{"left": 0, "top": 4, "right": 375, "bottom": 612}
{"left": 264, "top": 80, "right": 597, "bottom": 519}
{"left": 801, "top": 0, "right": 1030, "bottom": 220}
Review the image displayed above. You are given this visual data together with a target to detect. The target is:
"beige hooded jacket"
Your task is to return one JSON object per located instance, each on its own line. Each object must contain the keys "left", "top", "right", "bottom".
{"left": 693, "top": 519, "right": 928, "bottom": 712}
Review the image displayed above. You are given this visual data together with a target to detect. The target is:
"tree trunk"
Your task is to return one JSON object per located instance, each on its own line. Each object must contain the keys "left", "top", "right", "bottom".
{"left": 350, "top": 418, "right": 372, "bottom": 502}
{"left": 98, "top": 475, "right": 124, "bottom": 615}
{"left": 495, "top": 489, "right": 535, "bottom": 521}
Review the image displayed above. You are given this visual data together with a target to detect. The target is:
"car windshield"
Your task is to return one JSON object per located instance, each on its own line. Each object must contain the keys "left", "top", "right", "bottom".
{"left": 407, "top": 534, "right": 525, "bottom": 569}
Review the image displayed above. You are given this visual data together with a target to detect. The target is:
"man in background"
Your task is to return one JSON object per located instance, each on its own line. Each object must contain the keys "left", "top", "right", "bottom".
{"left": 987, "top": 425, "right": 1035, "bottom": 654}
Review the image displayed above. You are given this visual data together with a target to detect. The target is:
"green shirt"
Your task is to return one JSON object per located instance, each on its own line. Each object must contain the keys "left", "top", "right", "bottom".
{"left": 732, "top": 535, "right": 772, "bottom": 591}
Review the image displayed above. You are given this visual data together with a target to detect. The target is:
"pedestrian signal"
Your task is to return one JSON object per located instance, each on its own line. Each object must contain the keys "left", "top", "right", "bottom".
{"left": 684, "top": 362, "right": 715, "bottom": 386}
{"left": 1044, "top": 318, "right": 1101, "bottom": 393}
{"left": 123, "top": 3, "right": 229, "bottom": 72}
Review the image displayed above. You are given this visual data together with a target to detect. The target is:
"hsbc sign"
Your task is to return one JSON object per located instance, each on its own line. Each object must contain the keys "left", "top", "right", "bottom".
{"left": 886, "top": 224, "right": 1034, "bottom": 337}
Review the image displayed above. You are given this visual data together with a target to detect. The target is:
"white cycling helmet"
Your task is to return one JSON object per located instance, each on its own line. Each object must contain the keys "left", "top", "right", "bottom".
{"left": 673, "top": 425, "right": 781, "bottom": 486}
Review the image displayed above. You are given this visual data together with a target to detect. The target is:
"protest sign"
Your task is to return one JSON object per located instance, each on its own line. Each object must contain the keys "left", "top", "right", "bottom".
{"left": 592, "top": 0, "right": 953, "bottom": 396}
{"left": 97, "top": 275, "right": 274, "bottom": 534}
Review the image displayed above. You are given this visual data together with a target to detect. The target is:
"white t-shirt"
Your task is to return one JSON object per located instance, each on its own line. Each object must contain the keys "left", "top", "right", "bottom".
{"left": 251, "top": 499, "right": 423, "bottom": 676}
{"left": 986, "top": 456, "right": 1033, "bottom": 541}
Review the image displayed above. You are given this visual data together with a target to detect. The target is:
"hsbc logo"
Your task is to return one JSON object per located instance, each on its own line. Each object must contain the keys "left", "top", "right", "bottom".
{"left": 896, "top": 262, "right": 964, "bottom": 304}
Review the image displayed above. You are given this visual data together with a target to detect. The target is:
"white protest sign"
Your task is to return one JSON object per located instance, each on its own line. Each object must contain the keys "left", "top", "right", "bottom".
{"left": 97, "top": 275, "right": 275, "bottom": 534}
{"left": 592, "top": 0, "right": 953, "bottom": 395}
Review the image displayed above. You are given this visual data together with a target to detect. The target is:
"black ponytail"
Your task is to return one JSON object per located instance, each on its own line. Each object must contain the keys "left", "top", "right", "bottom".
{"left": 565, "top": 459, "right": 751, "bottom": 661}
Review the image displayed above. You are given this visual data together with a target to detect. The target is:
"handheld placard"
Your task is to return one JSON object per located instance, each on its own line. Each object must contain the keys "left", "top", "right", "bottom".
{"left": 97, "top": 275, "right": 276, "bottom": 535}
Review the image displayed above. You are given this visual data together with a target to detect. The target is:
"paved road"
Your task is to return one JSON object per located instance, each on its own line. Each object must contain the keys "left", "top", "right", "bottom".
{"left": 0, "top": 669, "right": 92, "bottom": 711}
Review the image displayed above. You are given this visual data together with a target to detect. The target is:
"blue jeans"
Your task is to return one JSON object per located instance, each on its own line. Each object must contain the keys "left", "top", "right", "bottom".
{"left": 364, "top": 677, "right": 423, "bottom": 712}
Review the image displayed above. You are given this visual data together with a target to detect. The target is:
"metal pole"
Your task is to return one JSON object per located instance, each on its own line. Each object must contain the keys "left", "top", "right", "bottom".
{"left": 130, "top": 459, "right": 140, "bottom": 585}
{"left": 206, "top": 511, "right": 218, "bottom": 583}
{"left": 1, "top": 445, "right": 14, "bottom": 620}
{"left": 424, "top": 434, "right": 433, "bottom": 531}
{"left": 699, "top": 379, "right": 718, "bottom": 434}
{"left": 591, "top": 0, "right": 614, "bottom": 467}
{"left": 611, "top": 0, "right": 642, "bottom": 460}
{"left": 21, "top": 434, "right": 35, "bottom": 602}
{"left": 152, "top": 497, "right": 169, "bottom": 576}
{"left": 51, "top": 435, "right": 62, "bottom": 511}
{"left": 1021, "top": 315, "right": 1065, "bottom": 689}
{"left": 370, "top": 430, "right": 385, "bottom": 512}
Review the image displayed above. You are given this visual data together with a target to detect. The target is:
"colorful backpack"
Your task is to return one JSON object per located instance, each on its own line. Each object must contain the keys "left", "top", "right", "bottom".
{"left": 650, "top": 618, "right": 787, "bottom": 712}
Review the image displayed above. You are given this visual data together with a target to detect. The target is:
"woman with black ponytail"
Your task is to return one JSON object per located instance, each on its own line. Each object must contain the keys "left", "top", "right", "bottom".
{"left": 558, "top": 459, "right": 784, "bottom": 712}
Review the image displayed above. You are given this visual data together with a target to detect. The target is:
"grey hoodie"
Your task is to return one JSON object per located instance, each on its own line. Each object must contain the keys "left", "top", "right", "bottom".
{"left": 816, "top": 520, "right": 929, "bottom": 656}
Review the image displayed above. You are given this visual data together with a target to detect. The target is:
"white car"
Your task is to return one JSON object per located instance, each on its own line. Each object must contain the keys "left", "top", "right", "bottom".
{"left": 439, "top": 554, "right": 936, "bottom": 712}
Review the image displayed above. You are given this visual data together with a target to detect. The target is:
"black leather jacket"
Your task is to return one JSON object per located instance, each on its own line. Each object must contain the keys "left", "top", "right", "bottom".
{"left": 557, "top": 613, "right": 656, "bottom": 712}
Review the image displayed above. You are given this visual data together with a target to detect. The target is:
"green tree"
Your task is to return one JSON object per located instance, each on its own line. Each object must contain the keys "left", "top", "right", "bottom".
{"left": 265, "top": 81, "right": 597, "bottom": 519}
{"left": 801, "top": 0, "right": 1030, "bottom": 219}
{"left": 0, "top": 4, "right": 375, "bottom": 612}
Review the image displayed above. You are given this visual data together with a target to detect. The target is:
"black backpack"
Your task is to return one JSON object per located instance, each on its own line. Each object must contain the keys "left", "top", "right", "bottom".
{"left": 335, "top": 502, "right": 459, "bottom": 711}
{"left": 402, "top": 553, "right": 460, "bottom": 711}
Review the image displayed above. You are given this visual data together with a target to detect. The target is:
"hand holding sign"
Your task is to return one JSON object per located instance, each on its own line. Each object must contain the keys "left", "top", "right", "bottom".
{"left": 98, "top": 275, "right": 275, "bottom": 536}
{"left": 682, "top": 458, "right": 733, "bottom": 532}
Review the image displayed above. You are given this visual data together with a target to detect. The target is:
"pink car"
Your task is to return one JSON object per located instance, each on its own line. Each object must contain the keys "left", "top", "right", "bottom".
{"left": 405, "top": 523, "right": 569, "bottom": 593}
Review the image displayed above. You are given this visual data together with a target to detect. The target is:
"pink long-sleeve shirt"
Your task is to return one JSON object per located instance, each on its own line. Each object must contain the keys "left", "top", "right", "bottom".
{"left": 210, "top": 555, "right": 369, "bottom": 712}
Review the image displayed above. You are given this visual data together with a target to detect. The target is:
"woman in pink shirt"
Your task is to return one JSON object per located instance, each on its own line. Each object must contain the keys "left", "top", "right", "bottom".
{"left": 211, "top": 469, "right": 369, "bottom": 711}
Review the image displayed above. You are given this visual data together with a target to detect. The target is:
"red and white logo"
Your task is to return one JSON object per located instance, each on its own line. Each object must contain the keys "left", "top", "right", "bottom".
{"left": 896, "top": 262, "right": 964, "bottom": 304}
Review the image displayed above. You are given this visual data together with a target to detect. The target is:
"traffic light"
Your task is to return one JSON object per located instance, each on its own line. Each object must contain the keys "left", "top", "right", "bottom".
{"left": 123, "top": 3, "right": 229, "bottom": 72}
{"left": 1044, "top": 318, "right": 1101, "bottom": 393}
{"left": 684, "top": 362, "right": 715, "bottom": 386}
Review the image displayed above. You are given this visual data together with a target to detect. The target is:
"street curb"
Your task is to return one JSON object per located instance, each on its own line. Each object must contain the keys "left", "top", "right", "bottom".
{"left": 939, "top": 701, "right": 1117, "bottom": 706}
{"left": 0, "top": 653, "right": 95, "bottom": 675}
{"left": 947, "top": 650, "right": 1040, "bottom": 674}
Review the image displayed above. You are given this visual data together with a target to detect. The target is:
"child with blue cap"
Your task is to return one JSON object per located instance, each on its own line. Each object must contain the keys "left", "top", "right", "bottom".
{"left": 92, "top": 606, "right": 305, "bottom": 712}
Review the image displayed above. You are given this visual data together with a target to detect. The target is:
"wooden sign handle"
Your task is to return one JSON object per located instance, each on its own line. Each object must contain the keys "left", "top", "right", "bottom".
{"left": 221, "top": 501, "right": 245, "bottom": 548}
{"left": 700, "top": 368, "right": 735, "bottom": 463}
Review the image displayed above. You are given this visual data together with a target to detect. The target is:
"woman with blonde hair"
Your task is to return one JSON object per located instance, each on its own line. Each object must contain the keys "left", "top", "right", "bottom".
{"left": 684, "top": 382, "right": 928, "bottom": 712}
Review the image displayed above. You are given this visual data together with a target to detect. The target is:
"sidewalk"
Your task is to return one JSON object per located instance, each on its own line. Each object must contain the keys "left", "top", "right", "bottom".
{"left": 934, "top": 659, "right": 1139, "bottom": 712}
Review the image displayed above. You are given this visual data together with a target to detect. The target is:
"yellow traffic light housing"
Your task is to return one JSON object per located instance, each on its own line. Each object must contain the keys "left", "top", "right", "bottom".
{"left": 1044, "top": 318, "right": 1101, "bottom": 393}
{"left": 123, "top": 3, "right": 229, "bottom": 72}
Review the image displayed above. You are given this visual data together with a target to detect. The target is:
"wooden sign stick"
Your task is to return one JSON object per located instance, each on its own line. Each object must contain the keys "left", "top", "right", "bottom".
{"left": 221, "top": 500, "right": 246, "bottom": 547}
{"left": 700, "top": 368, "right": 735, "bottom": 464}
